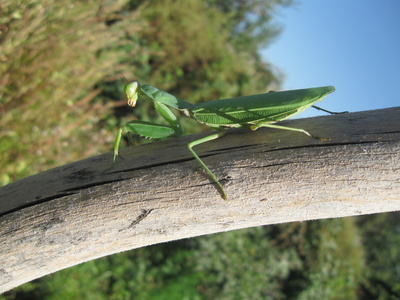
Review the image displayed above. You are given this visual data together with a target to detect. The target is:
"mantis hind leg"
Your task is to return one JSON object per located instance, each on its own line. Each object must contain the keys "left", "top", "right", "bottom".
{"left": 312, "top": 105, "right": 348, "bottom": 115}
{"left": 252, "top": 106, "right": 348, "bottom": 140}
{"left": 252, "top": 122, "right": 333, "bottom": 141}
{"left": 251, "top": 123, "right": 313, "bottom": 137}
{"left": 187, "top": 129, "right": 228, "bottom": 199}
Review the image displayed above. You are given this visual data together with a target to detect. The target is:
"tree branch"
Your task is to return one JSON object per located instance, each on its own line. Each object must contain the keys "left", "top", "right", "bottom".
{"left": 1, "top": 107, "right": 399, "bottom": 293}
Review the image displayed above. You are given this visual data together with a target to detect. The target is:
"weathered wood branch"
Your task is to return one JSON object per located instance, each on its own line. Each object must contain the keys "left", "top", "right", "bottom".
{"left": 1, "top": 107, "right": 399, "bottom": 293}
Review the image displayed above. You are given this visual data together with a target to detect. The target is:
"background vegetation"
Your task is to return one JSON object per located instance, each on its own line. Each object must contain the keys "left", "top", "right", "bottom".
{"left": 1, "top": 0, "right": 399, "bottom": 299}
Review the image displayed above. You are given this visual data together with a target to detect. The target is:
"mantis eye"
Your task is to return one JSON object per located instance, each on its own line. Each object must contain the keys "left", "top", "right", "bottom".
{"left": 125, "top": 81, "right": 141, "bottom": 107}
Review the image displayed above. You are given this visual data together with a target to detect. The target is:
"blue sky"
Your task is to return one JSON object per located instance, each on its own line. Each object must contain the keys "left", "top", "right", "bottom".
{"left": 261, "top": 1, "right": 400, "bottom": 117}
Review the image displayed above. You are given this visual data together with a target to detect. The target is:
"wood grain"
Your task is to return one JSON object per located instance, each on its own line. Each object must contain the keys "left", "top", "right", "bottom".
{"left": 1, "top": 107, "right": 399, "bottom": 293}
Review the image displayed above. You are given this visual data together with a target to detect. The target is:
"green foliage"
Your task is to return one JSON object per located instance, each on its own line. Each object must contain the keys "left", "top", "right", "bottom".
{"left": 140, "top": 0, "right": 282, "bottom": 100}
{"left": 357, "top": 212, "right": 400, "bottom": 299}
{"left": 192, "top": 219, "right": 363, "bottom": 299}
{"left": 0, "top": 0, "right": 147, "bottom": 184}
{"left": 207, "top": 0, "right": 294, "bottom": 53}
{"left": 295, "top": 219, "right": 363, "bottom": 299}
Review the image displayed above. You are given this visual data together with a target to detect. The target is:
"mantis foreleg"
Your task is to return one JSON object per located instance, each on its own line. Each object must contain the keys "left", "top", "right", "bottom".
{"left": 112, "top": 101, "right": 182, "bottom": 165}
{"left": 113, "top": 122, "right": 175, "bottom": 163}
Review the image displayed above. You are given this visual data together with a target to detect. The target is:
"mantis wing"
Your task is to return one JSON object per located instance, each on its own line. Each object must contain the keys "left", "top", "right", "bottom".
{"left": 190, "top": 86, "right": 335, "bottom": 126}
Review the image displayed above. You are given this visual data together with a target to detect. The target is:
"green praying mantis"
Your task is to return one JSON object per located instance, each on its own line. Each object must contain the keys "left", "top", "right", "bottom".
{"left": 112, "top": 81, "right": 340, "bottom": 199}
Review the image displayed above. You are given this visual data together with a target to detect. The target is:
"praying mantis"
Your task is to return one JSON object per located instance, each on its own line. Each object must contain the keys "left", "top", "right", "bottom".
{"left": 112, "top": 82, "right": 339, "bottom": 199}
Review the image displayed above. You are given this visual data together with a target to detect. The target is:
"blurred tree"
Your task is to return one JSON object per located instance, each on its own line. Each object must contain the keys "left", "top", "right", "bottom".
{"left": 208, "top": 0, "right": 293, "bottom": 53}
{"left": 357, "top": 212, "right": 400, "bottom": 299}
{"left": 137, "top": 0, "right": 291, "bottom": 99}
{"left": 0, "top": 0, "right": 146, "bottom": 184}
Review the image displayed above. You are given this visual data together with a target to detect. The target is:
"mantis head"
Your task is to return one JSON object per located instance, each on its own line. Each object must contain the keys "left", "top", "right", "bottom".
{"left": 124, "top": 81, "right": 141, "bottom": 107}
